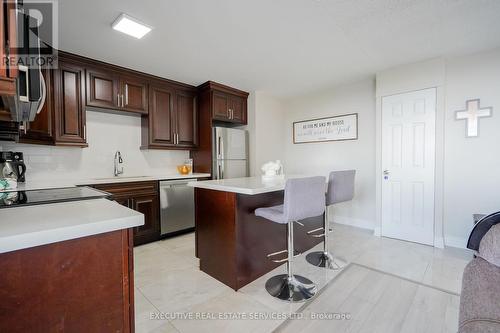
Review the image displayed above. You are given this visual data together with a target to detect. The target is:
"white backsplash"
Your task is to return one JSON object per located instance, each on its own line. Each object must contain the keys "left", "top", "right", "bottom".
{"left": 0, "top": 110, "right": 189, "bottom": 181}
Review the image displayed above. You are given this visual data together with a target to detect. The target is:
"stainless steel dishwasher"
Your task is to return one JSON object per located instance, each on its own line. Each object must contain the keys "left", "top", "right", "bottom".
{"left": 159, "top": 179, "right": 197, "bottom": 236}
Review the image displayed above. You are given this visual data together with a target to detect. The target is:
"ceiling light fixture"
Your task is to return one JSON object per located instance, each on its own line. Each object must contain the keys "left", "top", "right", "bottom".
{"left": 111, "top": 13, "right": 152, "bottom": 39}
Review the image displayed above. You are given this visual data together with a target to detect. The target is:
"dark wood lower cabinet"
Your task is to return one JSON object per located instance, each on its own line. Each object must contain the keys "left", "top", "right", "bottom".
{"left": 92, "top": 181, "right": 160, "bottom": 246}
{"left": 130, "top": 193, "right": 160, "bottom": 245}
{"left": 0, "top": 229, "right": 135, "bottom": 333}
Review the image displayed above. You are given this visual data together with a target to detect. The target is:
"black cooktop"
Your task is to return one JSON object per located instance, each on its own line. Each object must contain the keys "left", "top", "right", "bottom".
{"left": 0, "top": 187, "right": 111, "bottom": 209}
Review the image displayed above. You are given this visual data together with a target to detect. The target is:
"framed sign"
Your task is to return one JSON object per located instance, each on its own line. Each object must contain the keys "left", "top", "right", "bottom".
{"left": 293, "top": 113, "right": 358, "bottom": 144}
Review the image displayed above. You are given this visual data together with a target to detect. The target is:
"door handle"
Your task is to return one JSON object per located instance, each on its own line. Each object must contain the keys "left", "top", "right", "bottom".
{"left": 217, "top": 135, "right": 224, "bottom": 159}
{"left": 125, "top": 84, "right": 129, "bottom": 106}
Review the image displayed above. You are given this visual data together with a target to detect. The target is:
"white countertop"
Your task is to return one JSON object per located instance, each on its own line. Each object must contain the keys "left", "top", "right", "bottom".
{"left": 1, "top": 173, "right": 211, "bottom": 192}
{"left": 0, "top": 198, "right": 144, "bottom": 254}
{"left": 188, "top": 176, "right": 294, "bottom": 195}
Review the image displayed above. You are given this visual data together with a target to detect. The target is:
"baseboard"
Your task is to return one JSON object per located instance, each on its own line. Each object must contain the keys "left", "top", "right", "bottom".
{"left": 434, "top": 236, "right": 445, "bottom": 249}
{"left": 444, "top": 236, "right": 468, "bottom": 249}
{"left": 331, "top": 215, "right": 375, "bottom": 231}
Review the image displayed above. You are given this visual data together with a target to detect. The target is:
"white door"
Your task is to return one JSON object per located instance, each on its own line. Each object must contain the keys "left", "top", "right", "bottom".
{"left": 381, "top": 88, "right": 436, "bottom": 245}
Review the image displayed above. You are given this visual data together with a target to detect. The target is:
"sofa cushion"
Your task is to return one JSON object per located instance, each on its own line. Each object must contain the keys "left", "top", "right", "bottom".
{"left": 478, "top": 223, "right": 500, "bottom": 267}
{"left": 459, "top": 257, "right": 500, "bottom": 332}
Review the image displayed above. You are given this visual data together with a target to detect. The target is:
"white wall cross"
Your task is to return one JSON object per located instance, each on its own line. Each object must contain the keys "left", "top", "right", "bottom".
{"left": 455, "top": 99, "right": 492, "bottom": 137}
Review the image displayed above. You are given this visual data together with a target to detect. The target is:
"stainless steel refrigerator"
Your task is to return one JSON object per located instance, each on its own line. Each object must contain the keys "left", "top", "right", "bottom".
{"left": 213, "top": 127, "right": 249, "bottom": 179}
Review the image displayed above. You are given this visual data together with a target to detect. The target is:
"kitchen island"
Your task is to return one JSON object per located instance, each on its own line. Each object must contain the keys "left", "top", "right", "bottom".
{"left": 189, "top": 176, "right": 323, "bottom": 290}
{"left": 0, "top": 199, "right": 143, "bottom": 333}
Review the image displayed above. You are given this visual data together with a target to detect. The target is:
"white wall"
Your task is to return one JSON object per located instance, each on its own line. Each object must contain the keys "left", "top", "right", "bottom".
{"left": 284, "top": 79, "right": 377, "bottom": 229}
{"left": 443, "top": 49, "right": 500, "bottom": 247}
{"left": 0, "top": 110, "right": 189, "bottom": 181}
{"left": 246, "top": 92, "right": 287, "bottom": 176}
{"left": 376, "top": 48, "right": 500, "bottom": 248}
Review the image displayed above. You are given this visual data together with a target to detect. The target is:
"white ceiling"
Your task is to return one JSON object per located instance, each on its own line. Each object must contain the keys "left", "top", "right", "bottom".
{"left": 59, "top": 0, "right": 500, "bottom": 97}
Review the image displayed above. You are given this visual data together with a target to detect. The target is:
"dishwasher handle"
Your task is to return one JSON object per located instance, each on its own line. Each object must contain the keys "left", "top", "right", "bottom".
{"left": 160, "top": 179, "right": 197, "bottom": 187}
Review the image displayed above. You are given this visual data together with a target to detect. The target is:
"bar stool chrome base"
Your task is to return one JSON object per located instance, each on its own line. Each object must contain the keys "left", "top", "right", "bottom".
{"left": 306, "top": 251, "right": 345, "bottom": 270}
{"left": 265, "top": 274, "right": 317, "bottom": 302}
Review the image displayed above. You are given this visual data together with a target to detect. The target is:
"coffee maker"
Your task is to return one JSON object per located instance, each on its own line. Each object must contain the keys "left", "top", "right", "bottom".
{"left": 0, "top": 152, "right": 27, "bottom": 182}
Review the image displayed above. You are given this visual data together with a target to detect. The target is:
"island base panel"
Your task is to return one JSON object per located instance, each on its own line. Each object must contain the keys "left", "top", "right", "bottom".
{"left": 0, "top": 229, "right": 135, "bottom": 333}
{"left": 195, "top": 188, "right": 323, "bottom": 290}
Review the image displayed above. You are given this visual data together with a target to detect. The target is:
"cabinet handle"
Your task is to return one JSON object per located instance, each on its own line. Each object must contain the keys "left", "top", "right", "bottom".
{"left": 125, "top": 85, "right": 129, "bottom": 106}
{"left": 117, "top": 94, "right": 120, "bottom": 107}
{"left": 121, "top": 94, "right": 125, "bottom": 108}
{"left": 176, "top": 133, "right": 179, "bottom": 145}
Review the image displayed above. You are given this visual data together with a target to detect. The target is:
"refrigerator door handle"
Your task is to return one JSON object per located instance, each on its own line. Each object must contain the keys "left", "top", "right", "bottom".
{"left": 218, "top": 135, "right": 224, "bottom": 160}
{"left": 218, "top": 161, "right": 224, "bottom": 179}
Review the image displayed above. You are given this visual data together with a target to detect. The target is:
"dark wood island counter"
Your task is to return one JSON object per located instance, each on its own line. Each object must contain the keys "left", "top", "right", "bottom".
{"left": 190, "top": 177, "right": 323, "bottom": 290}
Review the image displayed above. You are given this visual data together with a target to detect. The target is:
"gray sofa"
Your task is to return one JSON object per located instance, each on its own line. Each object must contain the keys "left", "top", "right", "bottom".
{"left": 459, "top": 222, "right": 500, "bottom": 333}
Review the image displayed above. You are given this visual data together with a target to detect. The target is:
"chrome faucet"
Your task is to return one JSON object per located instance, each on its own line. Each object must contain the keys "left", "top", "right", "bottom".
{"left": 114, "top": 151, "right": 124, "bottom": 176}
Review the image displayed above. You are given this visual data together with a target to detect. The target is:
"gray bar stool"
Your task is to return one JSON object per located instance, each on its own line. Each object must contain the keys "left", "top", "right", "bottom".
{"left": 255, "top": 176, "right": 326, "bottom": 302}
{"left": 306, "top": 170, "right": 355, "bottom": 270}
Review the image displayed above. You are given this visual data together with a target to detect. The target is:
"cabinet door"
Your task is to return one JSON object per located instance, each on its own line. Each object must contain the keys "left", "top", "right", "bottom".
{"left": 121, "top": 76, "right": 148, "bottom": 114}
{"left": 131, "top": 193, "right": 160, "bottom": 246}
{"left": 86, "top": 68, "right": 120, "bottom": 109}
{"left": 53, "top": 61, "right": 87, "bottom": 146}
{"left": 113, "top": 195, "right": 131, "bottom": 208}
{"left": 230, "top": 95, "right": 246, "bottom": 124}
{"left": 212, "top": 92, "right": 230, "bottom": 121}
{"left": 175, "top": 90, "right": 198, "bottom": 148}
{"left": 20, "top": 69, "right": 54, "bottom": 144}
{"left": 148, "top": 85, "right": 175, "bottom": 146}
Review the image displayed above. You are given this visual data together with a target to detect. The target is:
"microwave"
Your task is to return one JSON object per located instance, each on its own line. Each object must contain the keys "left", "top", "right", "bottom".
{"left": 2, "top": 3, "right": 46, "bottom": 123}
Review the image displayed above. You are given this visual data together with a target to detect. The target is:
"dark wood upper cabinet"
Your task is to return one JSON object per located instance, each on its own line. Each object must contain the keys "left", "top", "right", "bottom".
{"left": 86, "top": 67, "right": 148, "bottom": 114}
{"left": 86, "top": 68, "right": 120, "bottom": 109}
{"left": 176, "top": 89, "right": 198, "bottom": 147}
{"left": 230, "top": 95, "right": 246, "bottom": 123}
{"left": 18, "top": 56, "right": 87, "bottom": 147}
{"left": 143, "top": 83, "right": 175, "bottom": 148}
{"left": 120, "top": 76, "right": 148, "bottom": 114}
{"left": 53, "top": 60, "right": 87, "bottom": 147}
{"left": 212, "top": 92, "right": 230, "bottom": 121}
{"left": 142, "top": 82, "right": 198, "bottom": 150}
{"left": 198, "top": 81, "right": 249, "bottom": 125}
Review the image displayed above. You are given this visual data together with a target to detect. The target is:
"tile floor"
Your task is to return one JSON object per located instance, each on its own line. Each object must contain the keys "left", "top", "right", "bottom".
{"left": 275, "top": 264, "right": 460, "bottom": 333}
{"left": 133, "top": 224, "right": 473, "bottom": 333}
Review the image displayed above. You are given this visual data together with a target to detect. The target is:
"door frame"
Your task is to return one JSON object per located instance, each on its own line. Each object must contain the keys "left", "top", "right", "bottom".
{"left": 375, "top": 86, "right": 445, "bottom": 248}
